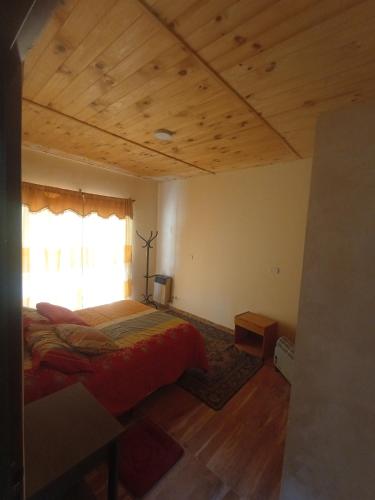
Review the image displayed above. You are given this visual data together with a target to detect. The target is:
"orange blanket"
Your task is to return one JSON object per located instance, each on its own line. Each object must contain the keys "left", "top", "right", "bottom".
{"left": 76, "top": 299, "right": 151, "bottom": 327}
{"left": 24, "top": 300, "right": 208, "bottom": 415}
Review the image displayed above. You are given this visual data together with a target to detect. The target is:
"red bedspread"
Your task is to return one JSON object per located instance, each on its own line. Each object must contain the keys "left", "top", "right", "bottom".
{"left": 24, "top": 320, "right": 208, "bottom": 415}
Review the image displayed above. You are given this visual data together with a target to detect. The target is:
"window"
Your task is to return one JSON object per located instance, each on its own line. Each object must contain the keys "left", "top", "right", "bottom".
{"left": 22, "top": 183, "right": 133, "bottom": 310}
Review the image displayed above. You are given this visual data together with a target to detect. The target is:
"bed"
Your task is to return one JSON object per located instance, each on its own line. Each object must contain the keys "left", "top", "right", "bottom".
{"left": 24, "top": 300, "right": 208, "bottom": 415}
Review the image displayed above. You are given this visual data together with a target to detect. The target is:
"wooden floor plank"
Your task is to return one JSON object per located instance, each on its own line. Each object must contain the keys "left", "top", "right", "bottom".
{"left": 80, "top": 364, "right": 289, "bottom": 499}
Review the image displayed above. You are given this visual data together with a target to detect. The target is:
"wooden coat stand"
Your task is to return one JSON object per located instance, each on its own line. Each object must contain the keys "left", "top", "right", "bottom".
{"left": 136, "top": 230, "right": 158, "bottom": 307}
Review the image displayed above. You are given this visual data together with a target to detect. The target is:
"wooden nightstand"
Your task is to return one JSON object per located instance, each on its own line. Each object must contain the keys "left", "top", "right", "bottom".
{"left": 234, "top": 311, "right": 278, "bottom": 360}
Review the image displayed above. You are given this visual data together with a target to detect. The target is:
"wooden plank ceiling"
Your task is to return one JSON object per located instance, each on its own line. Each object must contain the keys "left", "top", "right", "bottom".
{"left": 22, "top": 0, "right": 375, "bottom": 179}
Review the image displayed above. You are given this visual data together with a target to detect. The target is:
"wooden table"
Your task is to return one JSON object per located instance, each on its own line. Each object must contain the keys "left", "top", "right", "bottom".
{"left": 25, "top": 383, "right": 124, "bottom": 500}
{"left": 234, "top": 311, "right": 278, "bottom": 360}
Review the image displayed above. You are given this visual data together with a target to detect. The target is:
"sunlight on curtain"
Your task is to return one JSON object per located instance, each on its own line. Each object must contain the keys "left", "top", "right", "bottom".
{"left": 22, "top": 206, "right": 132, "bottom": 309}
{"left": 81, "top": 213, "right": 131, "bottom": 308}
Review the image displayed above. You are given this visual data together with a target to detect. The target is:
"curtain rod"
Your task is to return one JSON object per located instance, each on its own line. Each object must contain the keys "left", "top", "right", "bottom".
{"left": 22, "top": 181, "right": 135, "bottom": 202}
{"left": 77, "top": 188, "right": 135, "bottom": 203}
{"left": 76, "top": 188, "right": 136, "bottom": 203}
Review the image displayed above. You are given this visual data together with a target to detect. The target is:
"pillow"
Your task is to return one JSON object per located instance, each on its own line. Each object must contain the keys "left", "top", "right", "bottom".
{"left": 25, "top": 324, "right": 93, "bottom": 374}
{"left": 56, "top": 324, "right": 117, "bottom": 355}
{"left": 22, "top": 307, "right": 50, "bottom": 330}
{"left": 36, "top": 302, "right": 89, "bottom": 326}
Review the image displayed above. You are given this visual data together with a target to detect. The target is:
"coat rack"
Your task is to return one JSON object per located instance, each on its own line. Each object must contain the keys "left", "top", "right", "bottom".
{"left": 136, "top": 230, "right": 158, "bottom": 307}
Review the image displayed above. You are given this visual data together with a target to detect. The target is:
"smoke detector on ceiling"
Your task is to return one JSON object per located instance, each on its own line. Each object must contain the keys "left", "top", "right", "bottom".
{"left": 154, "top": 129, "right": 174, "bottom": 141}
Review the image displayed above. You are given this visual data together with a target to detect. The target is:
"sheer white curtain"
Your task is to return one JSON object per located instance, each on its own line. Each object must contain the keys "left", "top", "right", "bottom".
{"left": 81, "top": 213, "right": 130, "bottom": 307}
{"left": 22, "top": 206, "right": 132, "bottom": 309}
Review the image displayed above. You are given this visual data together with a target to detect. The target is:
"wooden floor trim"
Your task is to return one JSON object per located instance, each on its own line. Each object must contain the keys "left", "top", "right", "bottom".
{"left": 167, "top": 305, "right": 234, "bottom": 336}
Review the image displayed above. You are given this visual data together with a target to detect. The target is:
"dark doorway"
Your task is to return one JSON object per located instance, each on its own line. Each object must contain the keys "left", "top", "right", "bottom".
{"left": 0, "top": 2, "right": 57, "bottom": 498}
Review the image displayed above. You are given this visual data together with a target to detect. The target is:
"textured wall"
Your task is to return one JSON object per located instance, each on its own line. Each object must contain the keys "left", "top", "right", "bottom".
{"left": 281, "top": 104, "right": 375, "bottom": 499}
{"left": 157, "top": 159, "right": 312, "bottom": 338}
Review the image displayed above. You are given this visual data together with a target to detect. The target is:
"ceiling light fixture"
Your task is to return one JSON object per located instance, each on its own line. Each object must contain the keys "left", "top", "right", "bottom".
{"left": 154, "top": 129, "right": 174, "bottom": 141}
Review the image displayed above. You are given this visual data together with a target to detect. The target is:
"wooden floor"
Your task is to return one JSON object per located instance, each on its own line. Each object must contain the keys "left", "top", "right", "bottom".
{"left": 79, "top": 362, "right": 290, "bottom": 500}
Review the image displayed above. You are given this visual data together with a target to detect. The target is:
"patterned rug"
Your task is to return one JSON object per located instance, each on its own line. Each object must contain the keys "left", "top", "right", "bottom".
{"left": 167, "top": 309, "right": 263, "bottom": 411}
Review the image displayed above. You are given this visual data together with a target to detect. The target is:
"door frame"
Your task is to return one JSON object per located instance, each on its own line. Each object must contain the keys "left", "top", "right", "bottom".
{"left": 0, "top": 2, "right": 57, "bottom": 498}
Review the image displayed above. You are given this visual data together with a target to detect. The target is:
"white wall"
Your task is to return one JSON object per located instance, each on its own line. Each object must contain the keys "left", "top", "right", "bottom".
{"left": 22, "top": 148, "right": 158, "bottom": 301}
{"left": 157, "top": 159, "right": 312, "bottom": 339}
{"left": 281, "top": 104, "right": 375, "bottom": 500}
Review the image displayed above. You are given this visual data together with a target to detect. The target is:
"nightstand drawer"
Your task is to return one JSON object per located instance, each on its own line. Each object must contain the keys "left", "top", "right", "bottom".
{"left": 235, "top": 316, "right": 265, "bottom": 336}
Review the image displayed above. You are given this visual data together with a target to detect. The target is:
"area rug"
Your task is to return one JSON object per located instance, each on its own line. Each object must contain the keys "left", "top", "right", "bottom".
{"left": 119, "top": 417, "right": 184, "bottom": 498}
{"left": 167, "top": 309, "right": 263, "bottom": 411}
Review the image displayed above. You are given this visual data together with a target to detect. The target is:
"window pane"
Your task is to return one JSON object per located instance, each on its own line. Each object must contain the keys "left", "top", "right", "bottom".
{"left": 22, "top": 207, "right": 130, "bottom": 309}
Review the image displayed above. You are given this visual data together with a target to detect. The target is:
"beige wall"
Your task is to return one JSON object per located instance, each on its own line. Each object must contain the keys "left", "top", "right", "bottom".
{"left": 22, "top": 148, "right": 158, "bottom": 301}
{"left": 157, "top": 159, "right": 312, "bottom": 338}
{"left": 281, "top": 104, "right": 375, "bottom": 499}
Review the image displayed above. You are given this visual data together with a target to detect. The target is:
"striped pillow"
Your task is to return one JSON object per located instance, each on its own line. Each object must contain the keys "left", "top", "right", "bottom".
{"left": 56, "top": 324, "right": 117, "bottom": 355}
{"left": 25, "top": 324, "right": 93, "bottom": 374}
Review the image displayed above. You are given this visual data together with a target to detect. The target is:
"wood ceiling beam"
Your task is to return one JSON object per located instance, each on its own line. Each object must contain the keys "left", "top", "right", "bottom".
{"left": 22, "top": 143, "right": 144, "bottom": 179}
{"left": 22, "top": 98, "right": 215, "bottom": 175}
{"left": 136, "top": 0, "right": 301, "bottom": 159}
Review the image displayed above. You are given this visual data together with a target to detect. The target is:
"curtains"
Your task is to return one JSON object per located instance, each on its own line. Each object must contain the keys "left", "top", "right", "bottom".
{"left": 22, "top": 183, "right": 133, "bottom": 310}
{"left": 22, "top": 182, "right": 133, "bottom": 219}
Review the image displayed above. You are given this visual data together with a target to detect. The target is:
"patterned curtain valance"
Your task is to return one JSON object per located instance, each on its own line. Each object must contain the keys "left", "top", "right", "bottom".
{"left": 22, "top": 182, "right": 133, "bottom": 220}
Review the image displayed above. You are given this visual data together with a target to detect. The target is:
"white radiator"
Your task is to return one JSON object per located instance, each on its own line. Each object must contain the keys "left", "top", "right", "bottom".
{"left": 153, "top": 275, "right": 172, "bottom": 305}
{"left": 274, "top": 336, "right": 294, "bottom": 384}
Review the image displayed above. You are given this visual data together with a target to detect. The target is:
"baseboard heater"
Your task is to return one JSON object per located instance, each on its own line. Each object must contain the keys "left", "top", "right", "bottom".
{"left": 274, "top": 336, "right": 294, "bottom": 384}
{"left": 153, "top": 275, "right": 172, "bottom": 305}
